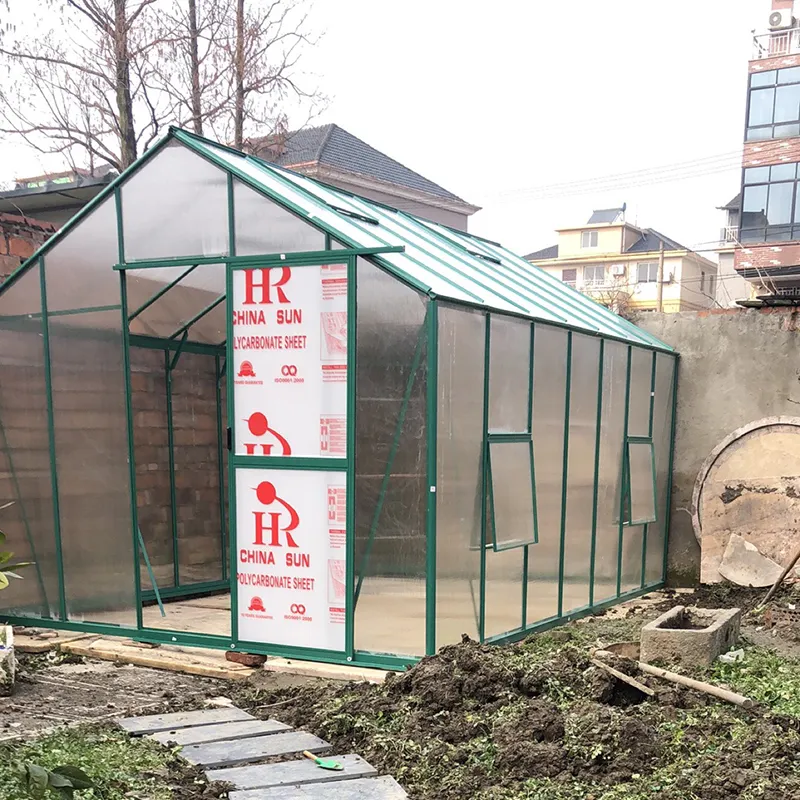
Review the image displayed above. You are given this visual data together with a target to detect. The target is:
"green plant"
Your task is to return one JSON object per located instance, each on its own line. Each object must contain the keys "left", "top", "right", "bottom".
{"left": 24, "top": 764, "right": 93, "bottom": 799}
{"left": 0, "top": 501, "right": 33, "bottom": 590}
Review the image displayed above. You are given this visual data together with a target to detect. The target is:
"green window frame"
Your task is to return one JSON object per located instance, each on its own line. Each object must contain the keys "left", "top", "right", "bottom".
{"left": 622, "top": 436, "right": 657, "bottom": 526}
{"left": 483, "top": 434, "right": 538, "bottom": 552}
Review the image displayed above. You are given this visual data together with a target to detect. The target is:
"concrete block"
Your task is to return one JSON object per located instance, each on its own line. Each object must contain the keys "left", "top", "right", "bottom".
{"left": 183, "top": 731, "right": 330, "bottom": 768}
{"left": 150, "top": 718, "right": 289, "bottom": 746}
{"left": 118, "top": 707, "right": 253, "bottom": 736}
{"left": 0, "top": 625, "right": 15, "bottom": 696}
{"left": 230, "top": 776, "right": 408, "bottom": 800}
{"left": 640, "top": 605, "right": 741, "bottom": 668}
{"left": 719, "top": 534, "right": 783, "bottom": 587}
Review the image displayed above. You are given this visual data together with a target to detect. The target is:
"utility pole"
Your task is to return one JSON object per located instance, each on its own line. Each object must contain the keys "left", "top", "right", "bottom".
{"left": 656, "top": 241, "right": 665, "bottom": 312}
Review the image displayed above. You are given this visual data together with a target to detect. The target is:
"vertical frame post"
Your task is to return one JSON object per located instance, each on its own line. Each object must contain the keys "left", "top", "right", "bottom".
{"left": 165, "top": 350, "right": 180, "bottom": 588}
{"left": 225, "top": 262, "right": 238, "bottom": 646}
{"left": 424, "top": 299, "right": 438, "bottom": 656}
{"left": 557, "top": 331, "right": 572, "bottom": 618}
{"left": 588, "top": 338, "right": 605, "bottom": 608}
{"left": 215, "top": 354, "right": 227, "bottom": 582}
{"left": 616, "top": 345, "right": 633, "bottom": 597}
{"left": 662, "top": 356, "right": 679, "bottom": 585}
{"left": 478, "top": 312, "right": 490, "bottom": 643}
{"left": 346, "top": 255, "right": 357, "bottom": 661}
{"left": 117, "top": 187, "right": 144, "bottom": 630}
{"left": 39, "top": 257, "right": 67, "bottom": 621}
{"left": 641, "top": 350, "right": 658, "bottom": 588}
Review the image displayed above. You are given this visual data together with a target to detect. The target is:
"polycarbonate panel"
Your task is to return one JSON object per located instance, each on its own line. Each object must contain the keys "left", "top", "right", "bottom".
{"left": 484, "top": 546, "right": 524, "bottom": 638}
{"left": 592, "top": 341, "right": 627, "bottom": 605}
{"left": 45, "top": 195, "right": 121, "bottom": 312}
{"left": 436, "top": 304, "right": 484, "bottom": 648}
{"left": 171, "top": 353, "right": 226, "bottom": 594}
{"left": 234, "top": 179, "right": 326, "bottom": 255}
{"left": 629, "top": 442, "right": 656, "bottom": 523}
{"left": 562, "top": 333, "right": 601, "bottom": 614}
{"left": 489, "top": 442, "right": 535, "bottom": 548}
{"left": 646, "top": 354, "right": 676, "bottom": 584}
{"left": 488, "top": 315, "right": 530, "bottom": 433}
{"left": 187, "top": 300, "right": 226, "bottom": 344}
{"left": 47, "top": 309, "right": 136, "bottom": 625}
{"left": 0, "top": 265, "right": 60, "bottom": 619}
{"left": 355, "top": 259, "right": 427, "bottom": 656}
{"left": 628, "top": 347, "right": 653, "bottom": 436}
{"left": 127, "top": 264, "right": 225, "bottom": 340}
{"left": 130, "top": 346, "right": 174, "bottom": 590}
{"left": 528, "top": 324, "right": 568, "bottom": 624}
{"left": 620, "top": 525, "right": 645, "bottom": 594}
{"left": 122, "top": 141, "right": 229, "bottom": 261}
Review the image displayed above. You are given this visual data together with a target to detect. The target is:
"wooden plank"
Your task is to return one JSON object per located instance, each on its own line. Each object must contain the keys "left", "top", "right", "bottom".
{"left": 207, "top": 754, "right": 376, "bottom": 790}
{"left": 150, "top": 719, "right": 290, "bottom": 746}
{"left": 229, "top": 776, "right": 408, "bottom": 800}
{"left": 118, "top": 707, "right": 253, "bottom": 735}
{"left": 62, "top": 638, "right": 255, "bottom": 681}
{"left": 184, "top": 731, "right": 330, "bottom": 768}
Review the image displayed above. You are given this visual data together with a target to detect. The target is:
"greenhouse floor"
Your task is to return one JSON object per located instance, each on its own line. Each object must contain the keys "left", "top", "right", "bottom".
{"left": 87, "top": 578, "right": 620, "bottom": 656}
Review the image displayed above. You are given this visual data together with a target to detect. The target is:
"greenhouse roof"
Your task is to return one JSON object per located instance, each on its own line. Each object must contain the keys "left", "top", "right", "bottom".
{"left": 5, "top": 127, "right": 672, "bottom": 352}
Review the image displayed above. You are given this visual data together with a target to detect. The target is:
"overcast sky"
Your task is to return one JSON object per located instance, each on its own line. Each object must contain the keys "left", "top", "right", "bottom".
{"left": 0, "top": 0, "right": 775, "bottom": 258}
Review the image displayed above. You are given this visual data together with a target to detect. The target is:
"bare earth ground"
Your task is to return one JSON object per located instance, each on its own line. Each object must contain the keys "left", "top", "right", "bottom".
{"left": 5, "top": 584, "right": 800, "bottom": 800}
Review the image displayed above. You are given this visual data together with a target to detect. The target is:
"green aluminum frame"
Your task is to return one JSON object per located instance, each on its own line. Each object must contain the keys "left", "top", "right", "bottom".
{"left": 0, "top": 126, "right": 680, "bottom": 668}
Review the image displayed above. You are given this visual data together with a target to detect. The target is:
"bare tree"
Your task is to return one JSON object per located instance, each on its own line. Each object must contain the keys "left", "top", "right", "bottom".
{"left": 0, "top": 0, "right": 171, "bottom": 172}
{"left": 0, "top": 0, "right": 324, "bottom": 173}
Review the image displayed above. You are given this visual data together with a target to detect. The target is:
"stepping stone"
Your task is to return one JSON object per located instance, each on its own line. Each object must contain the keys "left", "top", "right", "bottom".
{"left": 150, "top": 719, "right": 290, "bottom": 746}
{"left": 208, "top": 754, "right": 376, "bottom": 789}
{"left": 183, "top": 731, "right": 330, "bottom": 768}
{"left": 118, "top": 707, "right": 253, "bottom": 735}
{"left": 229, "top": 776, "right": 408, "bottom": 799}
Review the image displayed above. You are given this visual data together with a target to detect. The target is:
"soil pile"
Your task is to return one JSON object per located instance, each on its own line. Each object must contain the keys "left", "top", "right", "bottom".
{"left": 232, "top": 629, "right": 800, "bottom": 800}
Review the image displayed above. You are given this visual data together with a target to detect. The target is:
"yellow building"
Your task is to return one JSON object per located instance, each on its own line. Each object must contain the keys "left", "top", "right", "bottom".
{"left": 526, "top": 209, "right": 718, "bottom": 313}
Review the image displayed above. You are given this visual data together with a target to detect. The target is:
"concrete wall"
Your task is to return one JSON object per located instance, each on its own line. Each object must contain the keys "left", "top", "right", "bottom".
{"left": 638, "top": 307, "right": 800, "bottom": 584}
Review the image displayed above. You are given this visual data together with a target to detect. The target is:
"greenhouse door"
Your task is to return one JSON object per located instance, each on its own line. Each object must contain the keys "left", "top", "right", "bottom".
{"left": 226, "top": 254, "right": 354, "bottom": 662}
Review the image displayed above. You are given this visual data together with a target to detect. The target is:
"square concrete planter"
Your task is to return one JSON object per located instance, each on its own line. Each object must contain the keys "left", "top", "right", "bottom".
{"left": 640, "top": 606, "right": 741, "bottom": 668}
{"left": 0, "top": 624, "right": 14, "bottom": 696}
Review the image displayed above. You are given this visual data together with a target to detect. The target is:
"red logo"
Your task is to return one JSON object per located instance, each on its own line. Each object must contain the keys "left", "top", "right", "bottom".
{"left": 243, "top": 267, "right": 291, "bottom": 305}
{"left": 244, "top": 412, "right": 291, "bottom": 455}
{"left": 290, "top": 604, "right": 306, "bottom": 615}
{"left": 249, "top": 596, "right": 265, "bottom": 612}
{"left": 238, "top": 361, "right": 256, "bottom": 378}
{"left": 281, "top": 365, "right": 298, "bottom": 377}
{"left": 253, "top": 481, "right": 299, "bottom": 548}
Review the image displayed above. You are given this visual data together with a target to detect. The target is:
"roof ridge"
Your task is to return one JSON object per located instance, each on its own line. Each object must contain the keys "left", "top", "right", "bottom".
{"left": 314, "top": 123, "right": 337, "bottom": 162}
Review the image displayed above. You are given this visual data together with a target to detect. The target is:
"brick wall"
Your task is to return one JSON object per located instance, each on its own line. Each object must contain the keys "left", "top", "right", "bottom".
{"left": 0, "top": 214, "right": 55, "bottom": 281}
{"left": 735, "top": 241, "right": 800, "bottom": 273}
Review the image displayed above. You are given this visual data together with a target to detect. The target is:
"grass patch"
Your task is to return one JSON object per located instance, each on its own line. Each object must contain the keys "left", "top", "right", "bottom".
{"left": 711, "top": 646, "right": 800, "bottom": 716}
{"left": 0, "top": 725, "right": 173, "bottom": 800}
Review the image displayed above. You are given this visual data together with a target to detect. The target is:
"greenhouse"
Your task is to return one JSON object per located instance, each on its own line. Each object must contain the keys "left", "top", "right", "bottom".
{"left": 0, "top": 128, "right": 677, "bottom": 669}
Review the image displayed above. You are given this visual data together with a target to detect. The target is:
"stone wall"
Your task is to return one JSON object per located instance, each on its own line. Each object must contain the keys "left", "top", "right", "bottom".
{"left": 638, "top": 307, "right": 800, "bottom": 584}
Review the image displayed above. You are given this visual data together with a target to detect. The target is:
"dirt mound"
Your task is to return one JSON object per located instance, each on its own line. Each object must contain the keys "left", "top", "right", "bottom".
{"left": 229, "top": 633, "right": 800, "bottom": 799}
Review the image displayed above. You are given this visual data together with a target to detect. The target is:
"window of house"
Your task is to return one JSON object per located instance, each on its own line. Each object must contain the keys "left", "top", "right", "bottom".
{"left": 581, "top": 230, "right": 598, "bottom": 248}
{"left": 636, "top": 262, "right": 658, "bottom": 283}
{"left": 561, "top": 268, "right": 577, "bottom": 286}
{"left": 583, "top": 265, "right": 604, "bottom": 286}
{"left": 747, "top": 67, "right": 800, "bottom": 141}
{"left": 741, "top": 161, "right": 800, "bottom": 242}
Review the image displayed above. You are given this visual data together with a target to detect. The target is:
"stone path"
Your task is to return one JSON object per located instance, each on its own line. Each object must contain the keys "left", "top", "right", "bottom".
{"left": 117, "top": 706, "right": 407, "bottom": 799}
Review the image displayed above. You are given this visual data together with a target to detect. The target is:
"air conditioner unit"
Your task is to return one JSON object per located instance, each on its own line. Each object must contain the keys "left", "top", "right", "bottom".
{"left": 611, "top": 264, "right": 626, "bottom": 277}
{"left": 769, "top": 9, "right": 795, "bottom": 30}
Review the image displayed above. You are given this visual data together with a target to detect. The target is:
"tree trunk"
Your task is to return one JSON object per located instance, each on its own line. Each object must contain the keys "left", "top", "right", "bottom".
{"left": 234, "top": 0, "right": 244, "bottom": 149}
{"left": 188, "top": 0, "right": 203, "bottom": 135}
{"left": 114, "top": 0, "right": 137, "bottom": 168}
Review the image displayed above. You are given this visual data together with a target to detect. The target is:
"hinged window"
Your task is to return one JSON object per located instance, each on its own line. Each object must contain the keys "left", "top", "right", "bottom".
{"left": 622, "top": 437, "right": 657, "bottom": 526}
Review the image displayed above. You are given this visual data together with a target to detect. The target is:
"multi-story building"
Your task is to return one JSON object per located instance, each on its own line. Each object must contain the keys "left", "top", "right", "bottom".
{"left": 714, "top": 193, "right": 751, "bottom": 307}
{"left": 526, "top": 208, "right": 718, "bottom": 313}
{"left": 734, "top": 0, "right": 800, "bottom": 298}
